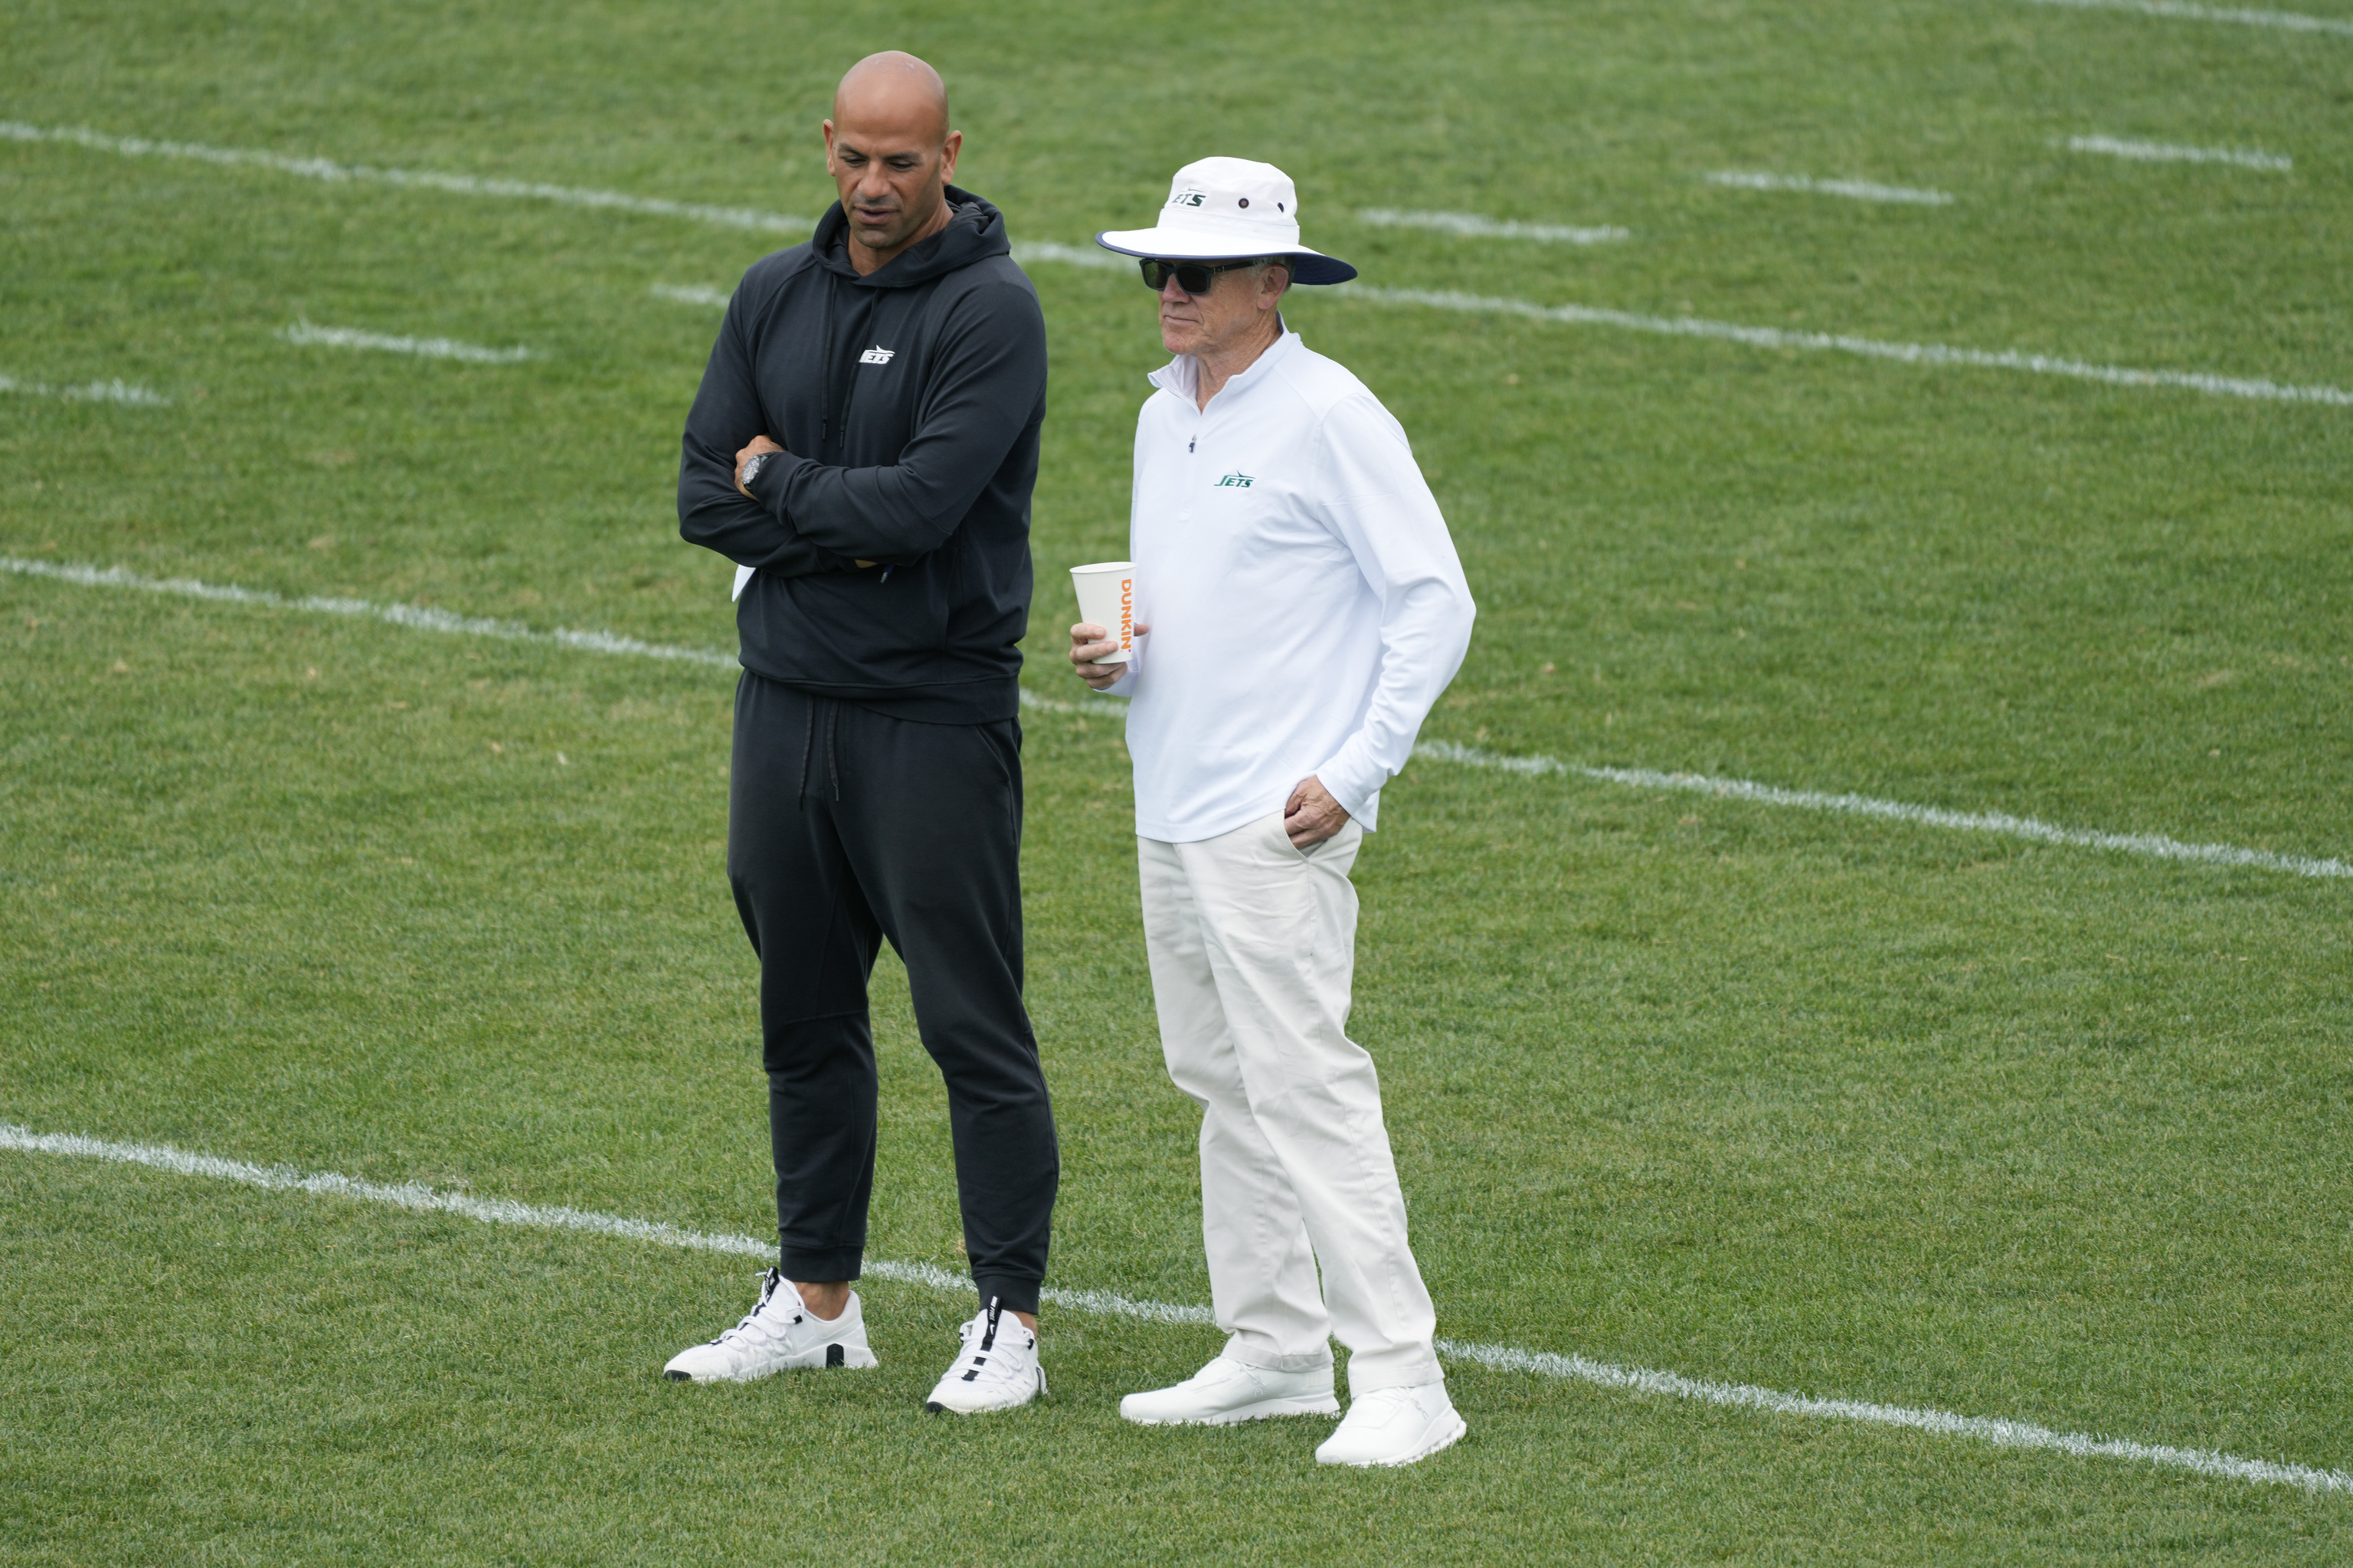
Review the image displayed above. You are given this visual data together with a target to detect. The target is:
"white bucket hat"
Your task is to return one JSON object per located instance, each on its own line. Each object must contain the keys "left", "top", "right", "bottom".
{"left": 1095, "top": 156, "right": 1357, "bottom": 285}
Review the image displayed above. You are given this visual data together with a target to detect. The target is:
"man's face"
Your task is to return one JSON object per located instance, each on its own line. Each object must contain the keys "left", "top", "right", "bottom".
{"left": 823, "top": 109, "right": 961, "bottom": 258}
{"left": 1157, "top": 263, "right": 1284, "bottom": 358}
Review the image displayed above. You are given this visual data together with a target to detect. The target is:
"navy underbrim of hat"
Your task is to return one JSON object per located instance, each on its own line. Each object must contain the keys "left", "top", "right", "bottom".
{"left": 1094, "top": 231, "right": 1358, "bottom": 286}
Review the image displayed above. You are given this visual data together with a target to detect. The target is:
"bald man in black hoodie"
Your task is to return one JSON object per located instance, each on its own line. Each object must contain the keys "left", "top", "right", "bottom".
{"left": 667, "top": 52, "right": 1056, "bottom": 1416}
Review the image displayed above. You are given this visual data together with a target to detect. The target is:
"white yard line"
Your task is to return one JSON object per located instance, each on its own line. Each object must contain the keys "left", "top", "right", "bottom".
{"left": 1006, "top": 248, "right": 2353, "bottom": 406}
{"left": 2013, "top": 0, "right": 2353, "bottom": 38}
{"left": 1012, "top": 241, "right": 1131, "bottom": 272}
{"left": 0, "top": 121, "right": 810, "bottom": 234}
{"left": 5, "top": 1119, "right": 2346, "bottom": 1494}
{"left": 17, "top": 118, "right": 2339, "bottom": 409}
{"left": 279, "top": 322, "right": 533, "bottom": 364}
{"left": 1356, "top": 209, "right": 1631, "bottom": 244}
{"left": 651, "top": 283, "right": 734, "bottom": 308}
{"left": 0, "top": 372, "right": 169, "bottom": 406}
{"left": 0, "top": 555, "right": 735, "bottom": 667}
{"left": 1437, "top": 1337, "right": 2353, "bottom": 1493}
{"left": 2064, "top": 135, "right": 2292, "bottom": 170}
{"left": 1330, "top": 283, "right": 2353, "bottom": 406}
{"left": 1703, "top": 171, "right": 1955, "bottom": 205}
{"left": 6, "top": 554, "right": 2344, "bottom": 883}
{"left": 1415, "top": 740, "right": 2353, "bottom": 881}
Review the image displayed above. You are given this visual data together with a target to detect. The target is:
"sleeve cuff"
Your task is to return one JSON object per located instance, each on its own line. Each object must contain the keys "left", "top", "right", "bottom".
{"left": 1316, "top": 750, "right": 1385, "bottom": 820}
{"left": 746, "top": 451, "right": 803, "bottom": 514}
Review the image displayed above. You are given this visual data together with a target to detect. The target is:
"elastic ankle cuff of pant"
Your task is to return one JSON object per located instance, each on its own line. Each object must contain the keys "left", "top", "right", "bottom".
{"left": 972, "top": 1275, "right": 1041, "bottom": 1317}
{"left": 777, "top": 1248, "right": 863, "bottom": 1285}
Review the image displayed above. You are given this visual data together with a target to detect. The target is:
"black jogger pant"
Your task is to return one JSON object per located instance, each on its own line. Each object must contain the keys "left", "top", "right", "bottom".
{"left": 726, "top": 670, "right": 1058, "bottom": 1314}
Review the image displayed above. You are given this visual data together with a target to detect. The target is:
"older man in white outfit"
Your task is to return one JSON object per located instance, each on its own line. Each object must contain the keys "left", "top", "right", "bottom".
{"left": 1068, "top": 157, "right": 1477, "bottom": 1468}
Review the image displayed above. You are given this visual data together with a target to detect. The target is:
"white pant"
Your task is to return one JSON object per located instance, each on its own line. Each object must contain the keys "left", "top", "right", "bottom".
{"left": 1137, "top": 811, "right": 1442, "bottom": 1394}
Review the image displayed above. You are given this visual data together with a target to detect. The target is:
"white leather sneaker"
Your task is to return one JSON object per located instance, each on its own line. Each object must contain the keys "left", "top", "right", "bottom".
{"left": 1314, "top": 1380, "right": 1466, "bottom": 1467}
{"left": 925, "top": 1298, "right": 1046, "bottom": 1414}
{"left": 662, "top": 1269, "right": 879, "bottom": 1383}
{"left": 1119, "top": 1356, "right": 1340, "bottom": 1426}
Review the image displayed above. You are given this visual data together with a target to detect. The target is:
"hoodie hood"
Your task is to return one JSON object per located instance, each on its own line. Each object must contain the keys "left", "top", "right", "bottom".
{"left": 811, "top": 186, "right": 1010, "bottom": 287}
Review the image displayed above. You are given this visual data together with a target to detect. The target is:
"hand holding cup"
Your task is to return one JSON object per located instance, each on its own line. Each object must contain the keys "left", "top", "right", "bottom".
{"left": 1069, "top": 620, "right": 1147, "bottom": 690}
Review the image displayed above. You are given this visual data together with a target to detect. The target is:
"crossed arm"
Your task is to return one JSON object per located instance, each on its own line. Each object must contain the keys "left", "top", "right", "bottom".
{"left": 676, "top": 275, "right": 1049, "bottom": 578}
{"left": 731, "top": 434, "right": 872, "bottom": 570}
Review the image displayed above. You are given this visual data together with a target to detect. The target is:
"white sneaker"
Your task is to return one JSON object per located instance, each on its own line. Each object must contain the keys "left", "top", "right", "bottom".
{"left": 924, "top": 1298, "right": 1046, "bottom": 1414}
{"left": 662, "top": 1268, "right": 879, "bottom": 1383}
{"left": 1120, "top": 1356, "right": 1340, "bottom": 1426}
{"left": 1314, "top": 1381, "right": 1466, "bottom": 1467}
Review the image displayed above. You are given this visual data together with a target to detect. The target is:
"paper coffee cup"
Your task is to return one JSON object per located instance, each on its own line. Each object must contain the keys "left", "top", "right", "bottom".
{"left": 1069, "top": 561, "right": 1136, "bottom": 665}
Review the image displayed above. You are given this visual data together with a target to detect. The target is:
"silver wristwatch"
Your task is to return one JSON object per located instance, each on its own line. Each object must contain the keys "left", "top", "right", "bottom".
{"left": 739, "top": 451, "right": 775, "bottom": 490}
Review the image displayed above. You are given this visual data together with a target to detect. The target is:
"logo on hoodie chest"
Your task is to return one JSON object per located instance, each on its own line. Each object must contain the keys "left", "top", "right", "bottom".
{"left": 858, "top": 345, "right": 896, "bottom": 365}
{"left": 1214, "top": 472, "right": 1255, "bottom": 488}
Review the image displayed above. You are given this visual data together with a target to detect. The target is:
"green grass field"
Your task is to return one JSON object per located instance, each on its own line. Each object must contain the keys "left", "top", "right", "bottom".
{"left": 5, "top": 0, "right": 2351, "bottom": 1560}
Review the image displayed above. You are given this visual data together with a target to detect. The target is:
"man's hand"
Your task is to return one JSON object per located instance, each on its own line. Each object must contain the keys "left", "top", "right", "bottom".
{"left": 1282, "top": 774, "right": 1351, "bottom": 849}
{"left": 737, "top": 434, "right": 876, "bottom": 568}
{"left": 1068, "top": 620, "right": 1147, "bottom": 691}
{"left": 735, "top": 434, "right": 786, "bottom": 497}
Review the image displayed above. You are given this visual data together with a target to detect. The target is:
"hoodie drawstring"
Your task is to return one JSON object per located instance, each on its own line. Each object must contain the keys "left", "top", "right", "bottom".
{"left": 794, "top": 696, "right": 843, "bottom": 805}
{"left": 818, "top": 270, "right": 840, "bottom": 457}
{"left": 795, "top": 698, "right": 816, "bottom": 803}
{"left": 824, "top": 700, "right": 841, "bottom": 801}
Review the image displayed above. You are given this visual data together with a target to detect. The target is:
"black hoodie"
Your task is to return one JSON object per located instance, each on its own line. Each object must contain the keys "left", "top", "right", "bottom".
{"left": 677, "top": 187, "right": 1048, "bottom": 723}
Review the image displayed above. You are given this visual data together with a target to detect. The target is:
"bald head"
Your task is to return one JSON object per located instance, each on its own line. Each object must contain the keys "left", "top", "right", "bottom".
{"left": 833, "top": 51, "right": 950, "bottom": 147}
{"left": 823, "top": 51, "right": 963, "bottom": 275}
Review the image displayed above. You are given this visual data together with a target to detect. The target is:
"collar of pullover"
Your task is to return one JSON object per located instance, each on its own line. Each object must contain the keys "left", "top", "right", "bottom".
{"left": 810, "top": 185, "right": 1010, "bottom": 286}
{"left": 1148, "top": 321, "right": 1299, "bottom": 413}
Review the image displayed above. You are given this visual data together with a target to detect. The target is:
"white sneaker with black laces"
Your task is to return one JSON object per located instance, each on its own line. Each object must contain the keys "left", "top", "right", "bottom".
{"left": 662, "top": 1268, "right": 879, "bottom": 1383}
{"left": 924, "top": 1298, "right": 1046, "bottom": 1414}
{"left": 1120, "top": 1355, "right": 1340, "bottom": 1426}
{"left": 1314, "top": 1380, "right": 1466, "bottom": 1467}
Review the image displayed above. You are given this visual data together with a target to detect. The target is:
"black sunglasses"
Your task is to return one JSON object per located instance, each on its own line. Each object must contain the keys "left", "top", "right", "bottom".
{"left": 1139, "top": 258, "right": 1257, "bottom": 295}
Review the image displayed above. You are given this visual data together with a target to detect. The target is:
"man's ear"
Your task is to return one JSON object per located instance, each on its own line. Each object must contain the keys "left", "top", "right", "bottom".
{"left": 938, "top": 129, "right": 964, "bottom": 187}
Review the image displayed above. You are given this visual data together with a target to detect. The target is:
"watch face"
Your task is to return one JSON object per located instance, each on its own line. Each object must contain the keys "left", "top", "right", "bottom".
{"left": 741, "top": 453, "right": 766, "bottom": 486}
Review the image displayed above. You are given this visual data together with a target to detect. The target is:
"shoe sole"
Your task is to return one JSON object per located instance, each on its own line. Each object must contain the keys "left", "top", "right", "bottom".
{"left": 1121, "top": 1393, "right": 1341, "bottom": 1426}
{"left": 1317, "top": 1411, "right": 1468, "bottom": 1468}
{"left": 662, "top": 1342, "right": 881, "bottom": 1382}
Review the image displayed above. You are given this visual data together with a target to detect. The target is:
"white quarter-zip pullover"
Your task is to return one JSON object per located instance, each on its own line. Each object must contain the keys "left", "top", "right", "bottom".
{"left": 1109, "top": 329, "right": 1474, "bottom": 843}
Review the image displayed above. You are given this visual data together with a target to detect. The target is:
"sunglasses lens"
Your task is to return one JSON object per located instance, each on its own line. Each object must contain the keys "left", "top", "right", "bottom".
{"left": 1141, "top": 260, "right": 1220, "bottom": 293}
